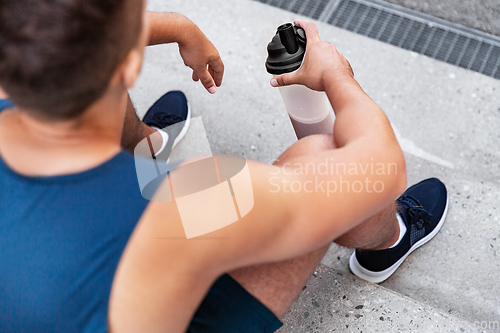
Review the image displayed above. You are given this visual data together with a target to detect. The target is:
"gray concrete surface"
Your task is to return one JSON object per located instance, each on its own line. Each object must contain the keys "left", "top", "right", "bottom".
{"left": 323, "top": 154, "right": 500, "bottom": 323}
{"left": 379, "top": 0, "right": 500, "bottom": 37}
{"left": 278, "top": 265, "right": 489, "bottom": 333}
{"left": 132, "top": 0, "right": 500, "bottom": 330}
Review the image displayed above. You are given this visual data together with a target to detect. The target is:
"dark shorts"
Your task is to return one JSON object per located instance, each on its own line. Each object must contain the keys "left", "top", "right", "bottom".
{"left": 187, "top": 274, "right": 283, "bottom": 333}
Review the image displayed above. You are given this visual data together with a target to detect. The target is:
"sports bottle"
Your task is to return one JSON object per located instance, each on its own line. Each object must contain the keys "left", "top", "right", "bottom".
{"left": 266, "top": 23, "right": 334, "bottom": 139}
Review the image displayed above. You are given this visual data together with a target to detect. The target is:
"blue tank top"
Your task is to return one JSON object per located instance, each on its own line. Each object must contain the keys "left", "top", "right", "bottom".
{"left": 0, "top": 99, "right": 14, "bottom": 111}
{"left": 0, "top": 102, "right": 149, "bottom": 332}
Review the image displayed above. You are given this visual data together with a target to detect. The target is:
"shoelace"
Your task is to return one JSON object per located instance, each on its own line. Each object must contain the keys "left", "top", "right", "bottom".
{"left": 399, "top": 195, "right": 432, "bottom": 230}
{"left": 152, "top": 113, "right": 185, "bottom": 127}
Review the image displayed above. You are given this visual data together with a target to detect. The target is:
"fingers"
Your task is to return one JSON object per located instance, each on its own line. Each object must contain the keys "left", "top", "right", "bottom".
{"left": 209, "top": 57, "right": 224, "bottom": 87}
{"left": 342, "top": 54, "right": 355, "bottom": 77}
{"left": 192, "top": 57, "right": 224, "bottom": 93}
{"left": 208, "top": 67, "right": 215, "bottom": 83}
{"left": 270, "top": 72, "right": 298, "bottom": 87}
{"left": 294, "top": 19, "right": 321, "bottom": 43}
{"left": 196, "top": 68, "right": 217, "bottom": 94}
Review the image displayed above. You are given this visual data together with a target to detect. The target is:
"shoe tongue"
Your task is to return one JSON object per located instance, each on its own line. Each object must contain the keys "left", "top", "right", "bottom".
{"left": 398, "top": 195, "right": 420, "bottom": 209}
{"left": 397, "top": 195, "right": 421, "bottom": 225}
{"left": 398, "top": 195, "right": 432, "bottom": 227}
{"left": 154, "top": 113, "right": 184, "bottom": 127}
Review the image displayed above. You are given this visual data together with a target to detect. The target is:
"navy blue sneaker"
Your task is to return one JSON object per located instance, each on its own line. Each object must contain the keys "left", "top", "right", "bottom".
{"left": 142, "top": 91, "right": 191, "bottom": 160}
{"left": 349, "top": 178, "right": 448, "bottom": 283}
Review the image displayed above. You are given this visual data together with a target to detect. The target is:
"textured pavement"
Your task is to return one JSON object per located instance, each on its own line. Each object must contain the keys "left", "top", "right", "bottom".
{"left": 132, "top": 0, "right": 500, "bottom": 331}
{"left": 380, "top": 0, "right": 500, "bottom": 37}
{"left": 279, "top": 265, "right": 483, "bottom": 333}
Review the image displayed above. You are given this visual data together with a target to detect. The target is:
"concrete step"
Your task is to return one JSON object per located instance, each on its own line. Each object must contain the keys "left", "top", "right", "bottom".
{"left": 278, "top": 264, "right": 494, "bottom": 333}
{"left": 321, "top": 154, "right": 500, "bottom": 324}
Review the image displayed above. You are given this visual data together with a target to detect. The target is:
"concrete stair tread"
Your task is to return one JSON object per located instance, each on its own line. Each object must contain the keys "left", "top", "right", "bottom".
{"left": 279, "top": 265, "right": 492, "bottom": 333}
{"left": 321, "top": 157, "right": 500, "bottom": 323}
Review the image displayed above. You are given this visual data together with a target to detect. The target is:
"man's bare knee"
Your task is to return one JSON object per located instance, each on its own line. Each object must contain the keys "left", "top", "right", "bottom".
{"left": 274, "top": 134, "right": 336, "bottom": 165}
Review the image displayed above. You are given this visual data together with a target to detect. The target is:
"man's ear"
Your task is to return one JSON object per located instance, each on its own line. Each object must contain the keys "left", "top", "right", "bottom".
{"left": 0, "top": 86, "right": 8, "bottom": 99}
{"left": 123, "top": 49, "right": 143, "bottom": 89}
{"left": 110, "top": 48, "right": 143, "bottom": 89}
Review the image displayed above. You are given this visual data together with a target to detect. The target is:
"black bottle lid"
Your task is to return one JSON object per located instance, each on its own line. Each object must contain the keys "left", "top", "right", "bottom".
{"left": 266, "top": 23, "right": 307, "bottom": 75}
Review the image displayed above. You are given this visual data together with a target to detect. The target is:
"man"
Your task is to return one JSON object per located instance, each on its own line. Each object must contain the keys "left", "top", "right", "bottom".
{"left": 0, "top": 0, "right": 447, "bottom": 332}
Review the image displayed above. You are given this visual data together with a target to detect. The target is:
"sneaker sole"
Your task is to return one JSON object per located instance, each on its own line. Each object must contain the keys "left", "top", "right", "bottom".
{"left": 166, "top": 102, "right": 191, "bottom": 163}
{"left": 349, "top": 196, "right": 449, "bottom": 284}
{"left": 172, "top": 102, "right": 191, "bottom": 150}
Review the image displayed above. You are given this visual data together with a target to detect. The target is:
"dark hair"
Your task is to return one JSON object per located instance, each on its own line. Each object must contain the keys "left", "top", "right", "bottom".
{"left": 0, "top": 0, "right": 143, "bottom": 120}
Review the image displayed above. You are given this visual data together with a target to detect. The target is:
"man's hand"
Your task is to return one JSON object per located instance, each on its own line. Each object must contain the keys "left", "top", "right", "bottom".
{"left": 271, "top": 20, "right": 353, "bottom": 92}
{"left": 178, "top": 25, "right": 224, "bottom": 94}
{"left": 147, "top": 12, "right": 224, "bottom": 94}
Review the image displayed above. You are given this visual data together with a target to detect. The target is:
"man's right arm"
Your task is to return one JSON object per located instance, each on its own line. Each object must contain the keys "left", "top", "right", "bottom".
{"left": 260, "top": 19, "right": 406, "bottom": 260}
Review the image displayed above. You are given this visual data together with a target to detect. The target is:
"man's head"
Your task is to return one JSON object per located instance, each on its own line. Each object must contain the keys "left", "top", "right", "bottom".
{"left": 0, "top": 0, "right": 145, "bottom": 121}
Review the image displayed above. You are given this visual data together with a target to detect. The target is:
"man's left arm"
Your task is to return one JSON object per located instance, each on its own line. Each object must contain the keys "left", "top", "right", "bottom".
{"left": 147, "top": 12, "right": 224, "bottom": 94}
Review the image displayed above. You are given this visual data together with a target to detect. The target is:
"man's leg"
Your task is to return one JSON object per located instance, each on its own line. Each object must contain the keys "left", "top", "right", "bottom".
{"left": 229, "top": 134, "right": 400, "bottom": 320}
{"left": 334, "top": 203, "right": 399, "bottom": 250}
{"left": 121, "top": 94, "right": 156, "bottom": 152}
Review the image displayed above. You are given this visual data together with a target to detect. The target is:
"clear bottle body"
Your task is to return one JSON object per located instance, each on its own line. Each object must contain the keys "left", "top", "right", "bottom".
{"left": 278, "top": 84, "right": 334, "bottom": 139}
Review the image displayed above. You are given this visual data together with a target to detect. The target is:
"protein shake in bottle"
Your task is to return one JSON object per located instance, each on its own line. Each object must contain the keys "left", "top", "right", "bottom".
{"left": 266, "top": 23, "right": 334, "bottom": 139}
